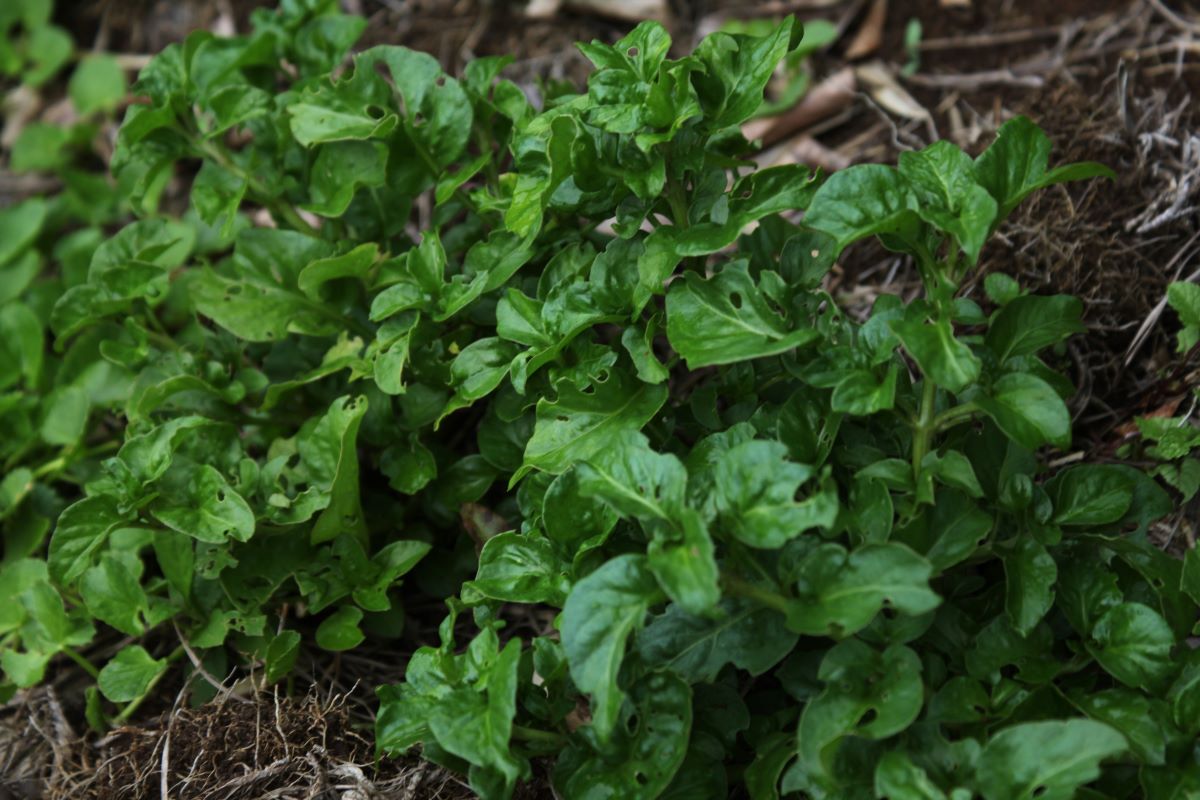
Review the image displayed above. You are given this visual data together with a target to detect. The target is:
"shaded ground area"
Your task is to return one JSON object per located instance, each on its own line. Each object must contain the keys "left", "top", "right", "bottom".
{"left": 4, "top": 0, "right": 1199, "bottom": 797}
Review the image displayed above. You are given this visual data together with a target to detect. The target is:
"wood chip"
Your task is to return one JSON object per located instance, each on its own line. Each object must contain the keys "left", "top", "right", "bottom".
{"left": 525, "top": 0, "right": 561, "bottom": 18}
{"left": 759, "top": 134, "right": 852, "bottom": 173}
{"left": 845, "top": 0, "right": 888, "bottom": 60}
{"left": 1, "top": 85, "right": 41, "bottom": 149}
{"left": 563, "top": 0, "right": 668, "bottom": 23}
{"left": 742, "top": 67, "right": 857, "bottom": 148}
{"left": 855, "top": 61, "right": 932, "bottom": 122}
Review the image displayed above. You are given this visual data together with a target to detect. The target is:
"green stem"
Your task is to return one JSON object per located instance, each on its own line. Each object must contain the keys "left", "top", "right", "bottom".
{"left": 115, "top": 645, "right": 185, "bottom": 724}
{"left": 32, "top": 455, "right": 68, "bottom": 480}
{"left": 933, "top": 402, "right": 980, "bottom": 433}
{"left": 666, "top": 177, "right": 690, "bottom": 230}
{"left": 402, "top": 120, "right": 489, "bottom": 219}
{"left": 63, "top": 646, "right": 101, "bottom": 680}
{"left": 911, "top": 376, "right": 937, "bottom": 476}
{"left": 721, "top": 574, "right": 790, "bottom": 614}
{"left": 30, "top": 441, "right": 120, "bottom": 482}
{"left": 512, "top": 724, "right": 564, "bottom": 746}
{"left": 190, "top": 137, "right": 321, "bottom": 238}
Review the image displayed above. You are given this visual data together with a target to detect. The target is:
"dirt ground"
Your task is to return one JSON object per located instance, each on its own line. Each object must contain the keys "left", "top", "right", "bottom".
{"left": 3, "top": 0, "right": 1199, "bottom": 797}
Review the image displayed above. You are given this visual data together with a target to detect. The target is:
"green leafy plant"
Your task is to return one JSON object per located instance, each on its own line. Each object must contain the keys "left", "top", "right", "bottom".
{"left": 1133, "top": 284, "right": 1200, "bottom": 505}
{"left": 2, "top": 2, "right": 1198, "bottom": 797}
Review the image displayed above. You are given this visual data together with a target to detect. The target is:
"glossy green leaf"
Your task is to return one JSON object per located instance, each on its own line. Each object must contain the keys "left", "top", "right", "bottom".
{"left": 519, "top": 370, "right": 667, "bottom": 480}
{"left": 560, "top": 554, "right": 661, "bottom": 741}
{"left": 666, "top": 262, "right": 818, "bottom": 368}
{"left": 554, "top": 671, "right": 691, "bottom": 799}
{"left": 638, "top": 598, "right": 797, "bottom": 682}
{"left": 975, "top": 373, "right": 1070, "bottom": 450}
{"left": 892, "top": 316, "right": 980, "bottom": 393}
{"left": 712, "top": 440, "right": 837, "bottom": 548}
{"left": 974, "top": 116, "right": 1115, "bottom": 219}
{"left": 985, "top": 295, "right": 1085, "bottom": 363}
{"left": 1086, "top": 602, "right": 1175, "bottom": 692}
{"left": 1003, "top": 534, "right": 1057, "bottom": 636}
{"left": 972, "top": 719, "right": 1125, "bottom": 800}
{"left": 784, "top": 543, "right": 940, "bottom": 637}
{"left": 98, "top": 645, "right": 167, "bottom": 703}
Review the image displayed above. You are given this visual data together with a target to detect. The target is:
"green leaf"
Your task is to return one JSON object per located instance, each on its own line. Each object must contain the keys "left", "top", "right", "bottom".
{"left": 647, "top": 509, "right": 720, "bottom": 614}
{"left": 891, "top": 316, "right": 980, "bottom": 393}
{"left": 797, "top": 641, "right": 924, "bottom": 781}
{"left": 1003, "top": 534, "right": 1056, "bottom": 636}
{"left": 712, "top": 440, "right": 838, "bottom": 548}
{"left": 296, "top": 243, "right": 378, "bottom": 299}
{"left": 692, "top": 18, "right": 796, "bottom": 127}
{"left": 190, "top": 160, "right": 247, "bottom": 238}
{"left": 190, "top": 268, "right": 339, "bottom": 342}
{"left": 560, "top": 554, "right": 661, "bottom": 741}
{"left": 898, "top": 140, "right": 997, "bottom": 263}
{"left": 0, "top": 198, "right": 47, "bottom": 267}
{"left": 554, "top": 671, "right": 691, "bottom": 799}
{"left": 745, "top": 732, "right": 795, "bottom": 800}
{"left": 985, "top": 273, "right": 1022, "bottom": 306}
{"left": 69, "top": 54, "right": 128, "bottom": 115}
{"left": 985, "top": 295, "right": 1085, "bottom": 363}
{"left": 150, "top": 463, "right": 255, "bottom": 544}
{"left": 972, "top": 719, "right": 1125, "bottom": 800}
{"left": 0, "top": 303, "right": 46, "bottom": 391}
{"left": 1086, "top": 602, "right": 1175, "bottom": 692}
{"left": 98, "top": 645, "right": 167, "bottom": 703}
{"left": 80, "top": 554, "right": 148, "bottom": 637}
{"left": 265, "top": 630, "right": 302, "bottom": 683}
{"left": 363, "top": 46, "right": 473, "bottom": 168}
{"left": 286, "top": 102, "right": 398, "bottom": 146}
{"left": 1168, "top": 650, "right": 1200, "bottom": 737}
{"left": 308, "top": 395, "right": 370, "bottom": 545}
{"left": 903, "top": 489, "right": 993, "bottom": 572}
{"left": 666, "top": 261, "right": 818, "bottom": 368}
{"left": 784, "top": 543, "right": 940, "bottom": 637}
{"left": 875, "top": 751, "right": 949, "bottom": 800}
{"left": 428, "top": 639, "right": 525, "bottom": 792}
{"left": 802, "top": 164, "right": 917, "bottom": 254}
{"left": 40, "top": 385, "right": 90, "bottom": 446}
{"left": 575, "top": 432, "right": 686, "bottom": 522}
{"left": 1070, "top": 688, "right": 1172, "bottom": 765}
{"left": 519, "top": 370, "right": 667, "bottom": 480}
{"left": 1047, "top": 465, "right": 1134, "bottom": 526}
{"left": 975, "top": 373, "right": 1070, "bottom": 450}
{"left": 1167, "top": 282, "right": 1200, "bottom": 351}
{"left": 463, "top": 532, "right": 571, "bottom": 607}
{"left": 316, "top": 605, "right": 365, "bottom": 651}
{"left": 638, "top": 598, "right": 797, "bottom": 682}
{"left": 49, "top": 496, "right": 131, "bottom": 584}
{"left": 25, "top": 24, "right": 73, "bottom": 87}
{"left": 974, "top": 116, "right": 1115, "bottom": 219}
{"left": 303, "top": 141, "right": 387, "bottom": 217}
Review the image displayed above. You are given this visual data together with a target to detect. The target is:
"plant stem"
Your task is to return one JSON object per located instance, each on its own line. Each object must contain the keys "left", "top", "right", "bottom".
{"left": 933, "top": 402, "right": 980, "bottom": 433}
{"left": 63, "top": 646, "right": 101, "bottom": 680}
{"left": 721, "top": 573, "right": 790, "bottom": 614}
{"left": 666, "top": 177, "right": 690, "bottom": 230}
{"left": 911, "top": 376, "right": 937, "bottom": 476}
{"left": 190, "top": 136, "right": 322, "bottom": 238}
{"left": 512, "top": 724, "right": 564, "bottom": 745}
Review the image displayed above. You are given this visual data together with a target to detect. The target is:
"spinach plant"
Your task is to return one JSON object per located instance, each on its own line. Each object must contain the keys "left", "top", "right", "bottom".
{"left": 1, "top": 2, "right": 1197, "bottom": 797}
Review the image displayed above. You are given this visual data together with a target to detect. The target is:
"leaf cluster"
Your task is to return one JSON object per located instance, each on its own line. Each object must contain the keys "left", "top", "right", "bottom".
{"left": 1, "top": 4, "right": 1198, "bottom": 798}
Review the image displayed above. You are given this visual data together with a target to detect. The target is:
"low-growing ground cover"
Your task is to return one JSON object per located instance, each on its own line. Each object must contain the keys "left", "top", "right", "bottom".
{"left": 2, "top": 1, "right": 1200, "bottom": 797}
